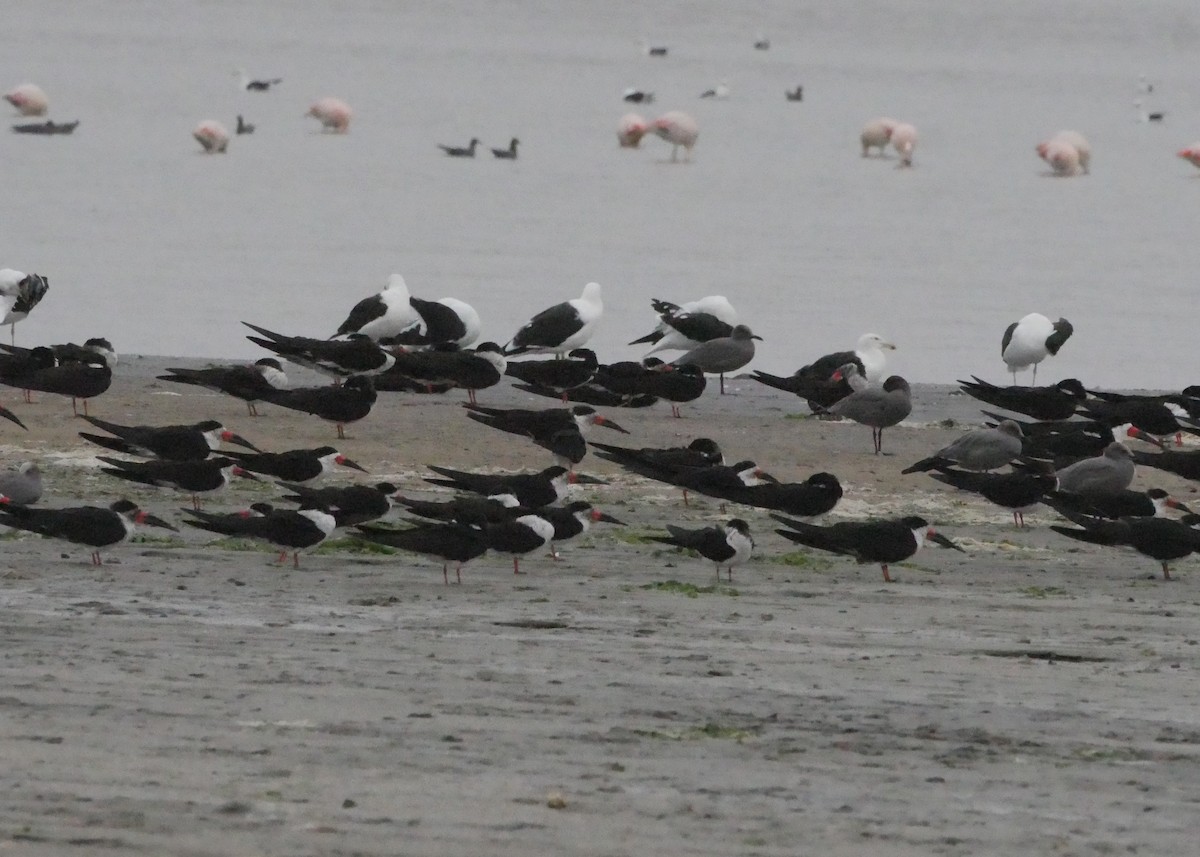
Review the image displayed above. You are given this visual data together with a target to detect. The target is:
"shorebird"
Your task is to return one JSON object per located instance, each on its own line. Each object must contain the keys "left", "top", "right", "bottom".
{"left": 158, "top": 358, "right": 288, "bottom": 417}
{"left": 773, "top": 514, "right": 964, "bottom": 583}
{"left": 902, "top": 421, "right": 1024, "bottom": 474}
{"left": 1054, "top": 442, "right": 1135, "bottom": 498}
{"left": 1001, "top": 313, "right": 1074, "bottom": 383}
{"left": 0, "top": 499, "right": 176, "bottom": 565}
{"left": 185, "top": 506, "right": 336, "bottom": 569}
{"left": 630, "top": 296, "right": 738, "bottom": 356}
{"left": 422, "top": 463, "right": 601, "bottom": 508}
{"left": 505, "top": 349, "right": 598, "bottom": 398}
{"left": 78, "top": 416, "right": 260, "bottom": 461}
{"left": 957, "top": 376, "right": 1087, "bottom": 422}
{"left": 356, "top": 519, "right": 488, "bottom": 584}
{"left": 258, "top": 375, "right": 377, "bottom": 439}
{"left": 222, "top": 446, "right": 366, "bottom": 483}
{"left": 334, "top": 273, "right": 421, "bottom": 341}
{"left": 97, "top": 456, "right": 257, "bottom": 510}
{"left": 504, "top": 282, "right": 603, "bottom": 356}
{"left": 245, "top": 323, "right": 395, "bottom": 379}
{"left": 649, "top": 519, "right": 754, "bottom": 581}
{"left": 752, "top": 333, "right": 895, "bottom": 410}
{"left": 306, "top": 97, "right": 352, "bottom": 133}
{"left": 0, "top": 269, "right": 49, "bottom": 344}
{"left": 277, "top": 481, "right": 397, "bottom": 527}
{"left": 382, "top": 296, "right": 481, "bottom": 349}
{"left": 929, "top": 468, "right": 1055, "bottom": 528}
{"left": 381, "top": 341, "right": 504, "bottom": 403}
{"left": 1051, "top": 513, "right": 1200, "bottom": 581}
{"left": 464, "top": 403, "right": 628, "bottom": 466}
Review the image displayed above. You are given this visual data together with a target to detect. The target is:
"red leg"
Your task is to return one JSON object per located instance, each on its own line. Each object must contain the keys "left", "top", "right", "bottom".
{"left": 513, "top": 557, "right": 522, "bottom": 575}
{"left": 293, "top": 552, "right": 300, "bottom": 569}
{"left": 881, "top": 564, "right": 893, "bottom": 583}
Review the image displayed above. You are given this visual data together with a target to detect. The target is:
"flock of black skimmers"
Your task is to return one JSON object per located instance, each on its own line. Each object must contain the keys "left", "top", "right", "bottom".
{"left": 0, "top": 269, "right": 1198, "bottom": 583}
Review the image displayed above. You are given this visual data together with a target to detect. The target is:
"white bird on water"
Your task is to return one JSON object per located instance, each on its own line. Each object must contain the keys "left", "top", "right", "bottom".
{"left": 306, "top": 97, "right": 352, "bottom": 133}
{"left": 890, "top": 122, "right": 918, "bottom": 167}
{"left": 860, "top": 118, "right": 896, "bottom": 157}
{"left": 192, "top": 120, "right": 229, "bottom": 153}
{"left": 617, "top": 113, "right": 649, "bottom": 148}
{"left": 3, "top": 83, "right": 48, "bottom": 116}
{"left": 651, "top": 111, "right": 698, "bottom": 162}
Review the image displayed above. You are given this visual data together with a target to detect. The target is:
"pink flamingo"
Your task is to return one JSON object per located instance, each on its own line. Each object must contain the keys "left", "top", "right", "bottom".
{"left": 651, "top": 111, "right": 698, "bottom": 162}
{"left": 860, "top": 117, "right": 895, "bottom": 157}
{"left": 1038, "top": 130, "right": 1090, "bottom": 175}
{"left": 306, "top": 97, "right": 352, "bottom": 133}
{"left": 4, "top": 83, "right": 48, "bottom": 116}
{"left": 192, "top": 120, "right": 229, "bottom": 153}
{"left": 890, "top": 122, "right": 917, "bottom": 166}
{"left": 1177, "top": 143, "right": 1200, "bottom": 169}
{"left": 617, "top": 113, "right": 648, "bottom": 148}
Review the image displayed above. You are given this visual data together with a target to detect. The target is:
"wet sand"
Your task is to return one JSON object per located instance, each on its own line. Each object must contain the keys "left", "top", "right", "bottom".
{"left": 1, "top": 358, "right": 1198, "bottom": 856}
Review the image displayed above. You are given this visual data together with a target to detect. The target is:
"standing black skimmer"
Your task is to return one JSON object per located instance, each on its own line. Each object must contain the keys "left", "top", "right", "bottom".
{"left": 595, "top": 363, "right": 706, "bottom": 417}
{"left": 512, "top": 381, "right": 657, "bottom": 410}
{"left": 422, "top": 464, "right": 579, "bottom": 508}
{"left": 522, "top": 501, "right": 624, "bottom": 558}
{"left": 260, "top": 375, "right": 377, "bottom": 439}
{"left": 356, "top": 519, "right": 488, "bottom": 583}
{"left": 491, "top": 138, "right": 519, "bottom": 159}
{"left": 773, "top": 514, "right": 964, "bottom": 582}
{"left": 505, "top": 349, "right": 598, "bottom": 398}
{"left": 481, "top": 514, "right": 556, "bottom": 574}
{"left": 96, "top": 456, "right": 257, "bottom": 510}
{"left": 589, "top": 437, "right": 723, "bottom": 471}
{"left": 78, "top": 416, "right": 259, "bottom": 461}
{"left": 244, "top": 323, "right": 395, "bottom": 379}
{"left": 826, "top": 371, "right": 912, "bottom": 454}
{"left": 671, "top": 324, "right": 761, "bottom": 394}
{"left": 1001, "top": 313, "right": 1074, "bottom": 383}
{"left": 629, "top": 296, "right": 737, "bottom": 356}
{"left": 381, "top": 296, "right": 481, "bottom": 349}
{"left": 902, "top": 421, "right": 1024, "bottom": 474}
{"left": 380, "top": 342, "right": 504, "bottom": 403}
{"left": 277, "top": 481, "right": 397, "bottom": 527}
{"left": 1050, "top": 513, "right": 1200, "bottom": 580}
{"left": 0, "top": 347, "right": 111, "bottom": 415}
{"left": 0, "top": 499, "right": 176, "bottom": 565}
{"left": 1054, "top": 442, "right": 1135, "bottom": 497}
{"left": 395, "top": 493, "right": 521, "bottom": 525}
{"left": 1043, "top": 487, "right": 1190, "bottom": 521}
{"left": 751, "top": 333, "right": 895, "bottom": 410}
{"left": 503, "top": 282, "right": 603, "bottom": 357}
{"left": 438, "top": 138, "right": 480, "bottom": 157}
{"left": 334, "top": 274, "right": 421, "bottom": 341}
{"left": 957, "top": 376, "right": 1087, "bottom": 421}
{"left": 649, "top": 519, "right": 754, "bottom": 581}
{"left": 464, "top": 403, "right": 628, "bottom": 466}
{"left": 1078, "top": 396, "right": 1189, "bottom": 443}
{"left": 0, "top": 269, "right": 49, "bottom": 344}
{"left": 236, "top": 114, "right": 254, "bottom": 134}
{"left": 235, "top": 70, "right": 282, "bottom": 91}
{"left": 185, "top": 506, "right": 336, "bottom": 568}
{"left": 592, "top": 442, "right": 775, "bottom": 506}
{"left": 222, "top": 446, "right": 366, "bottom": 483}
{"left": 1130, "top": 447, "right": 1200, "bottom": 482}
{"left": 0, "top": 461, "right": 42, "bottom": 504}
{"left": 158, "top": 358, "right": 288, "bottom": 417}
{"left": 720, "top": 472, "right": 844, "bottom": 518}
{"left": 928, "top": 468, "right": 1056, "bottom": 528}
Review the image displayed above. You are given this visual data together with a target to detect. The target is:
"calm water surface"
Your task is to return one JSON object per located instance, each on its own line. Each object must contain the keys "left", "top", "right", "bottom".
{"left": 3, "top": 1, "right": 1199, "bottom": 387}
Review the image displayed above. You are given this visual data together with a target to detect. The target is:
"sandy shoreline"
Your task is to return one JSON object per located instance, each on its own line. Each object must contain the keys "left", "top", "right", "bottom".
{"left": 1, "top": 357, "right": 1198, "bottom": 856}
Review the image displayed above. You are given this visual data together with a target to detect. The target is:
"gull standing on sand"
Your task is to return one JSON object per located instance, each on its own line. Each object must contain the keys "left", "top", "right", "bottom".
{"left": 860, "top": 118, "right": 895, "bottom": 156}
{"left": 0, "top": 461, "right": 43, "bottom": 505}
{"left": 651, "top": 111, "right": 698, "bottom": 162}
{"left": 630, "top": 295, "right": 738, "bottom": 355}
{"left": 334, "top": 274, "right": 420, "bottom": 341}
{"left": 751, "top": 334, "right": 895, "bottom": 410}
{"left": 826, "top": 367, "right": 912, "bottom": 454}
{"left": 1054, "top": 441, "right": 1135, "bottom": 498}
{"left": 504, "top": 282, "right": 603, "bottom": 356}
{"left": 671, "top": 324, "right": 761, "bottom": 395}
{"left": 0, "top": 269, "right": 49, "bottom": 344}
{"left": 1001, "top": 313, "right": 1074, "bottom": 383}
{"left": 902, "top": 421, "right": 1024, "bottom": 474}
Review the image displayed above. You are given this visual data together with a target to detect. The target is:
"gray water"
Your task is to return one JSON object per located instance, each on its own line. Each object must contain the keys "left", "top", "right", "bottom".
{"left": 4, "top": 0, "right": 1199, "bottom": 387}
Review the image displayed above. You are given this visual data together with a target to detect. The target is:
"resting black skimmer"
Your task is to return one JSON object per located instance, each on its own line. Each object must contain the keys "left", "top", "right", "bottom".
{"left": 158, "top": 358, "right": 288, "bottom": 417}
{"left": 772, "top": 514, "right": 964, "bottom": 582}
{"left": 356, "top": 519, "right": 489, "bottom": 584}
{"left": 244, "top": 323, "right": 394, "bottom": 379}
{"left": 1001, "top": 313, "right": 1074, "bottom": 383}
{"left": 0, "top": 346, "right": 111, "bottom": 415}
{"left": 380, "top": 342, "right": 504, "bottom": 403}
{"left": 480, "top": 513, "right": 556, "bottom": 574}
{"left": 260, "top": 375, "right": 377, "bottom": 439}
{"left": 629, "top": 296, "right": 737, "bottom": 356}
{"left": 0, "top": 269, "right": 49, "bottom": 345}
{"left": 1050, "top": 513, "right": 1200, "bottom": 580}
{"left": 438, "top": 138, "right": 480, "bottom": 157}
{"left": 463, "top": 403, "right": 628, "bottom": 466}
{"left": 957, "top": 376, "right": 1086, "bottom": 422}
{"left": 752, "top": 333, "right": 895, "bottom": 410}
{"left": 1043, "top": 487, "right": 1190, "bottom": 521}
{"left": 381, "top": 296, "right": 481, "bottom": 349}
{"left": 277, "top": 481, "right": 397, "bottom": 527}
{"left": 504, "top": 349, "right": 598, "bottom": 398}
{"left": 0, "top": 461, "right": 42, "bottom": 504}
{"left": 719, "top": 472, "right": 844, "bottom": 518}
{"left": 334, "top": 274, "right": 421, "bottom": 341}
{"left": 928, "top": 468, "right": 1055, "bottom": 527}
{"left": 491, "top": 138, "right": 519, "bottom": 159}
{"left": 902, "top": 421, "right": 1024, "bottom": 474}
{"left": 1078, "top": 396, "right": 1189, "bottom": 444}
{"left": 1130, "top": 446, "right": 1200, "bottom": 482}
{"left": 599, "top": 363, "right": 706, "bottom": 417}
{"left": 504, "top": 282, "right": 603, "bottom": 356}
{"left": 97, "top": 456, "right": 257, "bottom": 510}
{"left": 649, "top": 519, "right": 754, "bottom": 581}
{"left": 592, "top": 441, "right": 775, "bottom": 506}
{"left": 185, "top": 506, "right": 336, "bottom": 568}
{"left": 423, "top": 463, "right": 602, "bottom": 507}
{"left": 222, "top": 446, "right": 366, "bottom": 483}
{"left": 0, "top": 499, "right": 176, "bottom": 565}
{"left": 78, "top": 416, "right": 259, "bottom": 461}
{"left": 826, "top": 370, "right": 912, "bottom": 454}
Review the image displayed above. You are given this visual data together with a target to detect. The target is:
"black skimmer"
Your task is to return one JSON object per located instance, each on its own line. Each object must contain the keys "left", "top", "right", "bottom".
{"left": 260, "top": 375, "right": 377, "bottom": 439}
{"left": 517, "top": 501, "right": 624, "bottom": 558}
{"left": 396, "top": 493, "right": 521, "bottom": 525}
{"left": 380, "top": 342, "right": 504, "bottom": 403}
{"left": 785, "top": 86, "right": 803, "bottom": 101}
{"left": 644, "top": 43, "right": 668, "bottom": 57}
{"left": 0, "top": 499, "right": 176, "bottom": 565}
{"left": 355, "top": 520, "right": 488, "bottom": 583}
{"left": 957, "top": 376, "right": 1086, "bottom": 422}
{"left": 671, "top": 324, "right": 761, "bottom": 394}
{"left": 236, "top": 114, "right": 254, "bottom": 135}
{"left": 185, "top": 506, "right": 336, "bottom": 568}
{"left": 630, "top": 296, "right": 737, "bottom": 355}
{"left": 754, "top": 34, "right": 771, "bottom": 50}
{"left": 720, "top": 473, "right": 844, "bottom": 518}
{"left": 511, "top": 381, "right": 657, "bottom": 410}
{"left": 622, "top": 89, "right": 655, "bottom": 104}
{"left": 0, "top": 269, "right": 49, "bottom": 344}
{"left": 481, "top": 513, "right": 556, "bottom": 574}
{"left": 1001, "top": 314, "right": 1074, "bottom": 383}
{"left": 0, "top": 348, "right": 111, "bottom": 415}
{"left": 97, "top": 456, "right": 257, "bottom": 510}
{"left": 52, "top": 338, "right": 117, "bottom": 369}
{"left": 1013, "top": 421, "right": 1148, "bottom": 470}
{"left": 751, "top": 333, "right": 896, "bottom": 410}
{"left": 1050, "top": 513, "right": 1200, "bottom": 581}
{"left": 222, "top": 446, "right": 366, "bottom": 483}
{"left": 464, "top": 403, "right": 628, "bottom": 465}
{"left": 491, "top": 138, "right": 519, "bottom": 159}
{"left": 0, "top": 403, "right": 24, "bottom": 429}
{"left": 1054, "top": 442, "right": 1135, "bottom": 497}
{"left": 438, "top": 138, "right": 480, "bottom": 157}
{"left": 1043, "top": 487, "right": 1190, "bottom": 521}
{"left": 1078, "top": 396, "right": 1189, "bottom": 443}
{"left": 78, "top": 416, "right": 259, "bottom": 461}
{"left": 505, "top": 349, "right": 598, "bottom": 397}
{"left": 334, "top": 274, "right": 420, "bottom": 341}
{"left": 277, "top": 481, "right": 397, "bottom": 527}
{"left": 0, "top": 461, "right": 42, "bottom": 504}
{"left": 235, "top": 70, "right": 282, "bottom": 91}
{"left": 592, "top": 442, "right": 775, "bottom": 506}
{"left": 590, "top": 437, "right": 723, "bottom": 472}
{"left": 503, "top": 282, "right": 603, "bottom": 357}
{"left": 596, "top": 363, "right": 706, "bottom": 417}
{"left": 423, "top": 464, "right": 603, "bottom": 507}
{"left": 773, "top": 514, "right": 964, "bottom": 583}
{"left": 380, "top": 297, "right": 481, "bottom": 349}
{"left": 927, "top": 468, "right": 1055, "bottom": 528}
{"left": 825, "top": 371, "right": 912, "bottom": 454}
{"left": 649, "top": 519, "right": 754, "bottom": 581}
{"left": 158, "top": 358, "right": 288, "bottom": 417}
{"left": 244, "top": 323, "right": 395, "bottom": 379}
{"left": 902, "top": 421, "right": 1024, "bottom": 474}
{"left": 1130, "top": 447, "right": 1200, "bottom": 482}
{"left": 12, "top": 120, "right": 79, "bottom": 135}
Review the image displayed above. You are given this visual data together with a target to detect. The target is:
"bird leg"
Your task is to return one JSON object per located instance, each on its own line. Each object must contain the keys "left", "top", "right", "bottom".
{"left": 513, "top": 557, "right": 523, "bottom": 575}
{"left": 23, "top": 389, "right": 33, "bottom": 404}
{"left": 292, "top": 551, "right": 301, "bottom": 569}
{"left": 455, "top": 563, "right": 462, "bottom": 584}
{"left": 719, "top": 373, "right": 726, "bottom": 395}
{"left": 880, "top": 564, "right": 893, "bottom": 583}
{"left": 1162, "top": 561, "right": 1172, "bottom": 582}
{"left": 671, "top": 404, "right": 681, "bottom": 418}
{"left": 276, "top": 550, "right": 288, "bottom": 564}
{"left": 247, "top": 401, "right": 258, "bottom": 418}
{"left": 192, "top": 495, "right": 202, "bottom": 512}
{"left": 443, "top": 564, "right": 450, "bottom": 585}
{"left": 682, "top": 489, "right": 690, "bottom": 507}
{"left": 337, "top": 423, "right": 346, "bottom": 440}
{"left": 467, "top": 389, "right": 477, "bottom": 405}
{"left": 725, "top": 566, "right": 733, "bottom": 582}
{"left": 549, "top": 542, "right": 561, "bottom": 561}
{"left": 91, "top": 551, "right": 102, "bottom": 565}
